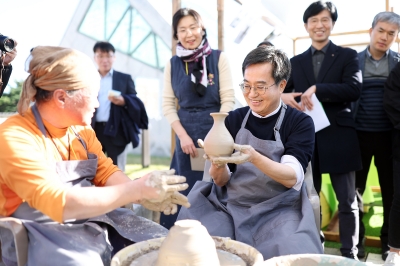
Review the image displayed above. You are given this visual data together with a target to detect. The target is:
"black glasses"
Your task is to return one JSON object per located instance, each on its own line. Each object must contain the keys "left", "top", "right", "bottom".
{"left": 239, "top": 82, "right": 276, "bottom": 95}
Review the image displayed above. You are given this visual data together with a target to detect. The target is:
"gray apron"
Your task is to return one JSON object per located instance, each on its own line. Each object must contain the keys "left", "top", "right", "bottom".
{"left": 0, "top": 105, "right": 167, "bottom": 266}
{"left": 178, "top": 105, "right": 323, "bottom": 260}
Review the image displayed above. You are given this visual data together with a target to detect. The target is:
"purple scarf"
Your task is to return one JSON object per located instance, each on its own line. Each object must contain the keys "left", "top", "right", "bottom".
{"left": 176, "top": 38, "right": 212, "bottom": 96}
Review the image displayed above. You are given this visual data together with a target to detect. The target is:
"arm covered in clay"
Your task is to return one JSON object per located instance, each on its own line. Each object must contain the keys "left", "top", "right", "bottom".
{"left": 63, "top": 169, "right": 190, "bottom": 221}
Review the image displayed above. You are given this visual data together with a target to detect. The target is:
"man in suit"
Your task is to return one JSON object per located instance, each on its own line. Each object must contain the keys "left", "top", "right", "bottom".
{"left": 282, "top": 1, "right": 362, "bottom": 259}
{"left": 92, "top": 41, "right": 137, "bottom": 170}
{"left": 354, "top": 12, "right": 400, "bottom": 260}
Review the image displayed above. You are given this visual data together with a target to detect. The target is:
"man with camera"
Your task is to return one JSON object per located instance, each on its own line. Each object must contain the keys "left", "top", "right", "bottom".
{"left": 0, "top": 34, "right": 17, "bottom": 97}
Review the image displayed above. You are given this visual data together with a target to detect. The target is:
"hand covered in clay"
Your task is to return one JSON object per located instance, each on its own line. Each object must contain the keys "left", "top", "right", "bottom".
{"left": 137, "top": 169, "right": 189, "bottom": 203}
{"left": 140, "top": 191, "right": 191, "bottom": 215}
{"left": 211, "top": 143, "right": 253, "bottom": 167}
{"left": 197, "top": 139, "right": 252, "bottom": 167}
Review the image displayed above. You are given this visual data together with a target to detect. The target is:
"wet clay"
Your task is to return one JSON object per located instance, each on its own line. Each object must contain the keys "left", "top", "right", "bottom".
{"left": 155, "top": 220, "right": 220, "bottom": 266}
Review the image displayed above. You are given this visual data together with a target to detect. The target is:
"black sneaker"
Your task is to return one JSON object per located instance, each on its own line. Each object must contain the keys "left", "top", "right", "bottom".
{"left": 357, "top": 238, "right": 366, "bottom": 258}
{"left": 342, "top": 252, "right": 359, "bottom": 260}
{"left": 382, "top": 243, "right": 390, "bottom": 260}
{"left": 382, "top": 248, "right": 390, "bottom": 261}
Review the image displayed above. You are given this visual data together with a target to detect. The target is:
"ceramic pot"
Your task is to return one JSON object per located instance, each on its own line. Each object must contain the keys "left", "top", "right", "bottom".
{"left": 155, "top": 220, "right": 220, "bottom": 266}
{"left": 203, "top": 112, "right": 234, "bottom": 157}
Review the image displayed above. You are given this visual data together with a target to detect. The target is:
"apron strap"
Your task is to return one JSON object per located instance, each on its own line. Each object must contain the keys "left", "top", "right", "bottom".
{"left": 31, "top": 104, "right": 47, "bottom": 137}
{"left": 240, "top": 109, "right": 252, "bottom": 129}
{"left": 70, "top": 127, "right": 89, "bottom": 154}
{"left": 273, "top": 103, "right": 287, "bottom": 143}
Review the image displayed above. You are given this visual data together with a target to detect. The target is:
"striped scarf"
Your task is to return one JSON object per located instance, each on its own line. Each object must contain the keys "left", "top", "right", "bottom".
{"left": 176, "top": 38, "right": 212, "bottom": 97}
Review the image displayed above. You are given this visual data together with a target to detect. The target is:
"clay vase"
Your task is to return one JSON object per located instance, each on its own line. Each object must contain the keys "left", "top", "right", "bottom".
{"left": 203, "top": 112, "right": 234, "bottom": 157}
{"left": 155, "top": 220, "right": 220, "bottom": 266}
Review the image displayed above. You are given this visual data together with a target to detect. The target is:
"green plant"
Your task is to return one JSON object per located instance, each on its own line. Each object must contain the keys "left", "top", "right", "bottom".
{"left": 0, "top": 80, "right": 23, "bottom": 112}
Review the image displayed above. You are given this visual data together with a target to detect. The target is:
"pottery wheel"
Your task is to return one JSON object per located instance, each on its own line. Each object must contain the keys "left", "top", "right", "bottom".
{"left": 128, "top": 248, "right": 246, "bottom": 266}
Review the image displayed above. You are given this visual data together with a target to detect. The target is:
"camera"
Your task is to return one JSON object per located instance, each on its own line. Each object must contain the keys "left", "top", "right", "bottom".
{"left": 0, "top": 34, "right": 15, "bottom": 53}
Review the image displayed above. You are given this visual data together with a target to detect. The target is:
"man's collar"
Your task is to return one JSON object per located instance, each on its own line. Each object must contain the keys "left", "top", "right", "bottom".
{"left": 311, "top": 41, "right": 330, "bottom": 55}
{"left": 366, "top": 46, "right": 389, "bottom": 60}
{"left": 252, "top": 100, "right": 282, "bottom": 118}
{"left": 99, "top": 69, "right": 113, "bottom": 77}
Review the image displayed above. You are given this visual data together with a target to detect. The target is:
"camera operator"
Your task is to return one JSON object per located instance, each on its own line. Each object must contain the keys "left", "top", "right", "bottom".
{"left": 0, "top": 35, "right": 17, "bottom": 97}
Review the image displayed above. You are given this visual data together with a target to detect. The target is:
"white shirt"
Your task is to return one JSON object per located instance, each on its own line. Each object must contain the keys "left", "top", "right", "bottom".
{"left": 95, "top": 69, "right": 113, "bottom": 122}
{"left": 251, "top": 101, "right": 304, "bottom": 191}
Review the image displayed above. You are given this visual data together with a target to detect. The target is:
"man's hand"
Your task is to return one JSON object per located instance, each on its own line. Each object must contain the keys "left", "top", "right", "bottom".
{"left": 2, "top": 40, "right": 17, "bottom": 66}
{"left": 140, "top": 191, "right": 190, "bottom": 215}
{"left": 281, "top": 92, "right": 302, "bottom": 111}
{"left": 108, "top": 95, "right": 125, "bottom": 106}
{"left": 211, "top": 143, "right": 253, "bottom": 166}
{"left": 300, "top": 85, "right": 316, "bottom": 111}
{"left": 136, "top": 169, "right": 188, "bottom": 203}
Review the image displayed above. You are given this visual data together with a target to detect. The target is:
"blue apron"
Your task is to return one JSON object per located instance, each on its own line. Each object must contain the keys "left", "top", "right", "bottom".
{"left": 178, "top": 105, "right": 323, "bottom": 260}
{"left": 0, "top": 105, "right": 167, "bottom": 266}
{"left": 160, "top": 50, "right": 221, "bottom": 229}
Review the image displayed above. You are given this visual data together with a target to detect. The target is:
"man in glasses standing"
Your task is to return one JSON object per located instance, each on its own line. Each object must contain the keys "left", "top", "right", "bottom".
{"left": 282, "top": 1, "right": 362, "bottom": 259}
{"left": 92, "top": 41, "right": 147, "bottom": 172}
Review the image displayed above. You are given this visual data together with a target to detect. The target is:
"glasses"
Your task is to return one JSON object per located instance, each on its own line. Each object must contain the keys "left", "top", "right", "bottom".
{"left": 239, "top": 82, "right": 276, "bottom": 95}
{"left": 177, "top": 26, "right": 201, "bottom": 36}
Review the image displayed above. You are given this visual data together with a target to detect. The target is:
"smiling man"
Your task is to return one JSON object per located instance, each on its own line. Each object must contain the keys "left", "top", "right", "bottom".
{"left": 354, "top": 11, "right": 400, "bottom": 260}
{"left": 282, "top": 1, "right": 362, "bottom": 260}
{"left": 177, "top": 46, "right": 323, "bottom": 260}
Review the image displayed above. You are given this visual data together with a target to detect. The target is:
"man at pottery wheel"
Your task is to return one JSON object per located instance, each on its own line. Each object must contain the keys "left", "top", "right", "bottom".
{"left": 178, "top": 46, "right": 323, "bottom": 260}
{"left": 0, "top": 46, "right": 190, "bottom": 266}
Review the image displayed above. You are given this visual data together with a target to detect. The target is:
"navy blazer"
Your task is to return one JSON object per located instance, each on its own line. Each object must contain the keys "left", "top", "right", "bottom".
{"left": 91, "top": 70, "right": 143, "bottom": 148}
{"left": 285, "top": 41, "right": 362, "bottom": 174}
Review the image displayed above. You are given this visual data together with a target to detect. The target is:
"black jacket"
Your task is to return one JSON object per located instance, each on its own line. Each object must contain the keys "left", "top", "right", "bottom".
{"left": 0, "top": 65, "right": 12, "bottom": 97}
{"left": 285, "top": 41, "right": 362, "bottom": 173}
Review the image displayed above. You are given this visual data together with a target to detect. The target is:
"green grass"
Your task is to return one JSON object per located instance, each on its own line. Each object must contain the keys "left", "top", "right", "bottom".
{"left": 125, "top": 154, "right": 171, "bottom": 180}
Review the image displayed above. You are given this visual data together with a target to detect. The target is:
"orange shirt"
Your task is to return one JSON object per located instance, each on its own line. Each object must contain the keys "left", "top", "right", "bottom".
{"left": 0, "top": 108, "right": 120, "bottom": 223}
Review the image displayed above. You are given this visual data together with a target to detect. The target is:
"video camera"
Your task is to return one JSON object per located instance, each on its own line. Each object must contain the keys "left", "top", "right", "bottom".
{"left": 0, "top": 34, "right": 15, "bottom": 54}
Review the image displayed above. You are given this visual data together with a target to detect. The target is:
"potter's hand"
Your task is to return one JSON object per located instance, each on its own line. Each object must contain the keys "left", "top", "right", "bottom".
{"left": 140, "top": 192, "right": 190, "bottom": 215}
{"left": 211, "top": 143, "right": 253, "bottom": 166}
{"left": 137, "top": 169, "right": 188, "bottom": 203}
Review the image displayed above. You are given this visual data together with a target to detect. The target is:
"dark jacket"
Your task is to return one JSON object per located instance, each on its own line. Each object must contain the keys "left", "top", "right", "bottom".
{"left": 384, "top": 61, "right": 400, "bottom": 130}
{"left": 91, "top": 70, "right": 148, "bottom": 148}
{"left": 104, "top": 94, "right": 148, "bottom": 148}
{"left": 0, "top": 65, "right": 12, "bottom": 97}
{"left": 285, "top": 41, "right": 362, "bottom": 173}
{"left": 384, "top": 61, "right": 400, "bottom": 162}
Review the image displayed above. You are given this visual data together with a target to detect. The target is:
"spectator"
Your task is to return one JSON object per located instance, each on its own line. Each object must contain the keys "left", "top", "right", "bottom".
{"left": 92, "top": 41, "right": 147, "bottom": 172}
{"left": 282, "top": 1, "right": 362, "bottom": 259}
{"left": 0, "top": 46, "right": 189, "bottom": 265}
{"left": 354, "top": 11, "right": 400, "bottom": 260}
{"left": 161, "top": 8, "right": 235, "bottom": 229}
